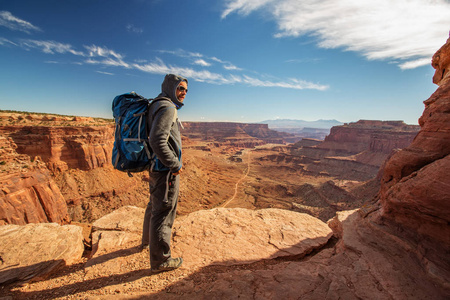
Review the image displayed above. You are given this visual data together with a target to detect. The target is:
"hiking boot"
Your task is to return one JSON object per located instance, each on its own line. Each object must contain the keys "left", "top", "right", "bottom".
{"left": 151, "top": 257, "right": 183, "bottom": 274}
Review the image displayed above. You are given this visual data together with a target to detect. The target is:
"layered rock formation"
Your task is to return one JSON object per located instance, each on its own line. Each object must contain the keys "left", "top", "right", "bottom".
{"left": 323, "top": 120, "right": 419, "bottom": 154}
{"left": 293, "top": 120, "right": 419, "bottom": 162}
{"left": 372, "top": 37, "right": 450, "bottom": 286}
{"left": 0, "top": 125, "right": 114, "bottom": 172}
{"left": 182, "top": 122, "right": 286, "bottom": 146}
{"left": 285, "top": 120, "right": 420, "bottom": 180}
{"left": 0, "top": 112, "right": 114, "bottom": 173}
{"left": 0, "top": 114, "right": 151, "bottom": 225}
{"left": 0, "top": 135, "right": 70, "bottom": 225}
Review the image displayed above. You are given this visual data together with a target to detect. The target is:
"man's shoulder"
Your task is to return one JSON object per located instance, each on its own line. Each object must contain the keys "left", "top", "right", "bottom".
{"left": 151, "top": 97, "right": 175, "bottom": 109}
{"left": 149, "top": 98, "right": 176, "bottom": 113}
{"left": 148, "top": 98, "right": 177, "bottom": 123}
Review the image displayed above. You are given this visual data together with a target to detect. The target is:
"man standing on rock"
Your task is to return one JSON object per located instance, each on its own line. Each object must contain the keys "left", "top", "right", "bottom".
{"left": 142, "top": 74, "right": 187, "bottom": 274}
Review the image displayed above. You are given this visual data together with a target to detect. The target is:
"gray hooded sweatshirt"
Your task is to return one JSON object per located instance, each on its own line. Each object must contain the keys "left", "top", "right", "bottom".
{"left": 147, "top": 74, "right": 187, "bottom": 173}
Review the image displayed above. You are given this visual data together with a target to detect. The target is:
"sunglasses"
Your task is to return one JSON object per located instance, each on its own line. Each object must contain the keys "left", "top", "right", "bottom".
{"left": 177, "top": 86, "right": 188, "bottom": 93}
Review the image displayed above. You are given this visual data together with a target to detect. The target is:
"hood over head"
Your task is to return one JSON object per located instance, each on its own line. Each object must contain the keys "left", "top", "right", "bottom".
{"left": 157, "top": 74, "right": 188, "bottom": 109}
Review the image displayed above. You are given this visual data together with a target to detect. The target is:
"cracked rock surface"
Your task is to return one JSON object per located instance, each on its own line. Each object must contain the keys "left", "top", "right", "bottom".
{"left": 2, "top": 206, "right": 448, "bottom": 299}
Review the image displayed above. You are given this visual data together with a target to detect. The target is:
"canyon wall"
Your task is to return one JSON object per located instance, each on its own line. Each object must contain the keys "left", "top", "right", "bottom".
{"left": 284, "top": 120, "right": 419, "bottom": 181}
{"left": 0, "top": 115, "right": 147, "bottom": 225}
{"left": 0, "top": 135, "right": 69, "bottom": 225}
{"left": 1, "top": 125, "right": 114, "bottom": 172}
{"left": 321, "top": 120, "right": 419, "bottom": 154}
{"left": 371, "top": 37, "right": 450, "bottom": 287}
{"left": 182, "top": 122, "right": 286, "bottom": 146}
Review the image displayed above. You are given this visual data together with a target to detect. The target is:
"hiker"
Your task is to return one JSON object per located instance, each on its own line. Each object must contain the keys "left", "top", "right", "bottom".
{"left": 141, "top": 74, "right": 188, "bottom": 274}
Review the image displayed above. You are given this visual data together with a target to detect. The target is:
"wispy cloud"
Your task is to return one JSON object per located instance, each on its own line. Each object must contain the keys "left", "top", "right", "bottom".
{"left": 193, "top": 59, "right": 211, "bottom": 67}
{"left": 96, "top": 71, "right": 115, "bottom": 75}
{"left": 3, "top": 35, "right": 328, "bottom": 90}
{"left": 223, "top": 64, "right": 242, "bottom": 71}
{"left": 222, "top": 0, "right": 450, "bottom": 69}
{"left": 84, "top": 45, "right": 130, "bottom": 68}
{"left": 221, "top": 0, "right": 273, "bottom": 19}
{"left": 0, "top": 8, "right": 327, "bottom": 94}
{"left": 0, "top": 11, "right": 41, "bottom": 34}
{"left": 85, "top": 45, "right": 123, "bottom": 59}
{"left": 132, "top": 57, "right": 328, "bottom": 90}
{"left": 0, "top": 37, "right": 17, "bottom": 46}
{"left": 241, "top": 75, "right": 328, "bottom": 90}
{"left": 20, "top": 39, "right": 84, "bottom": 56}
{"left": 161, "top": 50, "right": 244, "bottom": 71}
{"left": 157, "top": 49, "right": 203, "bottom": 58}
{"left": 210, "top": 57, "right": 242, "bottom": 71}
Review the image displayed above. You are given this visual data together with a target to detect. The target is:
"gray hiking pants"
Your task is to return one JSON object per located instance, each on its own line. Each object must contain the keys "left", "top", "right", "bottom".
{"left": 142, "top": 170, "right": 179, "bottom": 269}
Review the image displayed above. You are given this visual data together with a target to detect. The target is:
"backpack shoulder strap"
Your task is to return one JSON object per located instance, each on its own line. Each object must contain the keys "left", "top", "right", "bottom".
{"left": 149, "top": 97, "right": 178, "bottom": 123}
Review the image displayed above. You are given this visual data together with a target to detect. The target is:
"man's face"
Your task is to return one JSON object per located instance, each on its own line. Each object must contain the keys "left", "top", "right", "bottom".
{"left": 176, "top": 81, "right": 188, "bottom": 103}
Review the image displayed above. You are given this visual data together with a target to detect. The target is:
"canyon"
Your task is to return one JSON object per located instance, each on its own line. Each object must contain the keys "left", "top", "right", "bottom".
{"left": 1, "top": 37, "right": 449, "bottom": 299}
{"left": 0, "top": 113, "right": 418, "bottom": 225}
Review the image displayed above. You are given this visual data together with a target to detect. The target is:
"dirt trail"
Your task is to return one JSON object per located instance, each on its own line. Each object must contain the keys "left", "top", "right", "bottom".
{"left": 221, "top": 150, "right": 251, "bottom": 208}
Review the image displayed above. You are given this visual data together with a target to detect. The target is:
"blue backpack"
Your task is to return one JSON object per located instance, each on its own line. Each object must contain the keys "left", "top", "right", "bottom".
{"left": 112, "top": 92, "right": 152, "bottom": 176}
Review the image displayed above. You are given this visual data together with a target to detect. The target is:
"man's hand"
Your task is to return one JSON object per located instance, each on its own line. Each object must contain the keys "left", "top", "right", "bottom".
{"left": 172, "top": 167, "right": 183, "bottom": 176}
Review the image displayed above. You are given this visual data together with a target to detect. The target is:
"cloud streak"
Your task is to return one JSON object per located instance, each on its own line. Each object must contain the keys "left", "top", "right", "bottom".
{"left": 0, "top": 37, "right": 17, "bottom": 46}
{"left": 159, "top": 50, "right": 244, "bottom": 72}
{"left": 193, "top": 59, "right": 211, "bottom": 67}
{"left": 0, "top": 11, "right": 41, "bottom": 34}
{"left": 0, "top": 9, "right": 328, "bottom": 92}
{"left": 222, "top": 0, "right": 450, "bottom": 69}
{"left": 20, "top": 39, "right": 84, "bottom": 56}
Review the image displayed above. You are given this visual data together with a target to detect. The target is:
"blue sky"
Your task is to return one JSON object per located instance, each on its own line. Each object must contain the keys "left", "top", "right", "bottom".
{"left": 0, "top": 0, "right": 449, "bottom": 124}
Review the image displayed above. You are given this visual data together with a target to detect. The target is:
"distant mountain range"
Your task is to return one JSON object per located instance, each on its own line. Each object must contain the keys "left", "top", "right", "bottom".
{"left": 259, "top": 119, "right": 344, "bottom": 129}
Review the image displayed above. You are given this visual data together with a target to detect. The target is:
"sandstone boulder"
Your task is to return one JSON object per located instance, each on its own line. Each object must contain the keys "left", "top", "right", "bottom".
{"left": 171, "top": 207, "right": 333, "bottom": 269}
{"left": 0, "top": 223, "right": 84, "bottom": 284}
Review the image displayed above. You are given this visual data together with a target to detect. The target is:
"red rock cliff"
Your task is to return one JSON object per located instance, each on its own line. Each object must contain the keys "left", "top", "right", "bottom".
{"left": 182, "top": 122, "right": 285, "bottom": 146}
{"left": 0, "top": 136, "right": 69, "bottom": 225}
{"left": 322, "top": 120, "right": 419, "bottom": 154}
{"left": 1, "top": 125, "right": 114, "bottom": 172}
{"left": 0, "top": 115, "right": 116, "bottom": 225}
{"left": 373, "top": 37, "right": 450, "bottom": 286}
